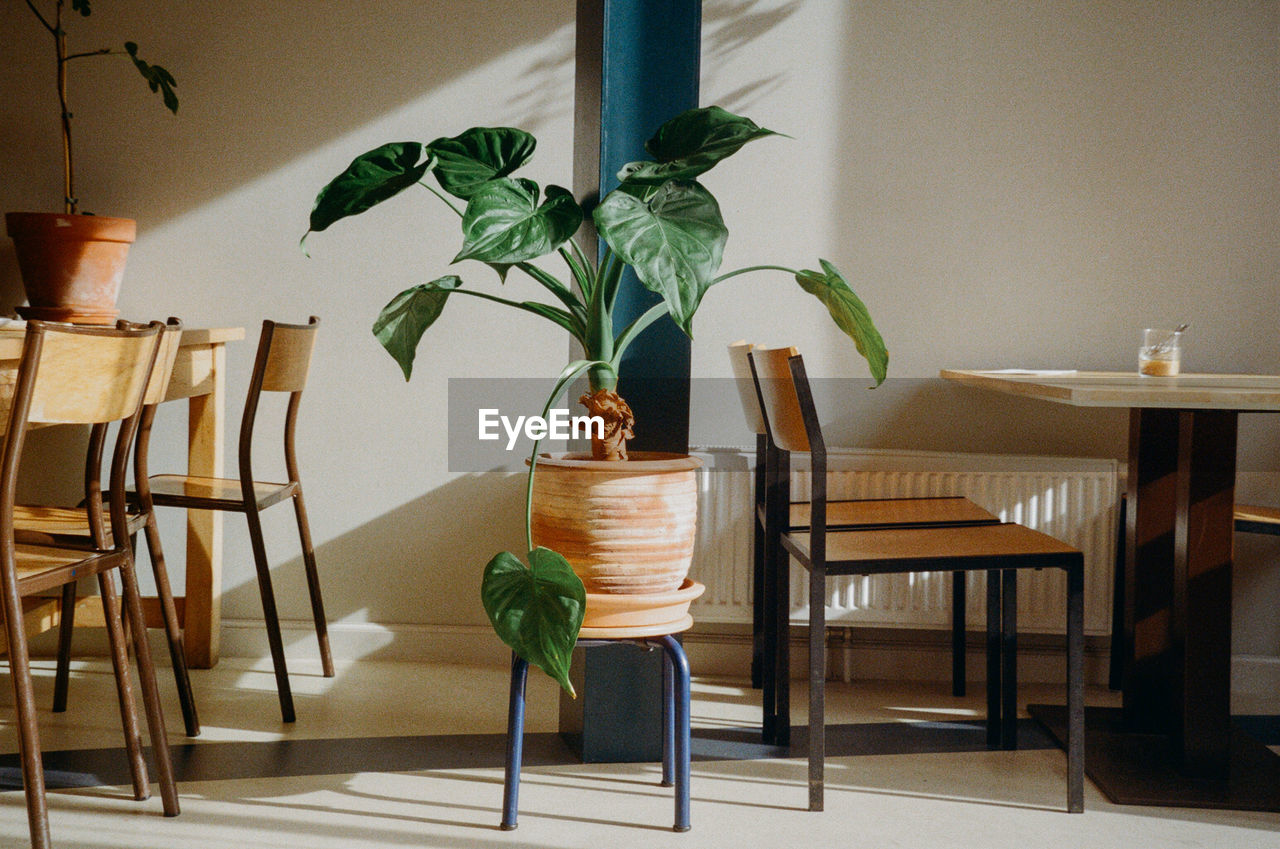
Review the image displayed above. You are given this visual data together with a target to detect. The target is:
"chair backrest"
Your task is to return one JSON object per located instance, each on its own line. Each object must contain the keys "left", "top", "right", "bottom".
{"left": 748, "top": 346, "right": 816, "bottom": 454}
{"left": 240, "top": 317, "right": 320, "bottom": 484}
{"left": 143, "top": 318, "right": 184, "bottom": 406}
{"left": 727, "top": 341, "right": 767, "bottom": 436}
{"left": 21, "top": 322, "right": 162, "bottom": 427}
{"left": 256, "top": 316, "right": 319, "bottom": 394}
{"left": 2, "top": 322, "right": 163, "bottom": 552}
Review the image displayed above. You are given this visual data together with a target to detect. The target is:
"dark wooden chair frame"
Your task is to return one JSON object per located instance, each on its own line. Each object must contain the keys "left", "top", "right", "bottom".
{"left": 750, "top": 348, "right": 1084, "bottom": 814}
{"left": 0, "top": 321, "right": 179, "bottom": 849}
{"left": 29, "top": 319, "right": 201, "bottom": 737}
{"left": 143, "top": 316, "right": 332, "bottom": 723}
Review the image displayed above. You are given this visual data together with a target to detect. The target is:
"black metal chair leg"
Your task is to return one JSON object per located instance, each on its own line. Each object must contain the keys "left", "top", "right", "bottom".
{"left": 951, "top": 570, "right": 966, "bottom": 697}
{"left": 1067, "top": 560, "right": 1085, "bottom": 813}
{"left": 1001, "top": 569, "right": 1018, "bottom": 750}
{"left": 243, "top": 506, "right": 296, "bottom": 723}
{"left": 985, "top": 568, "right": 1001, "bottom": 748}
{"left": 751, "top": 432, "right": 768, "bottom": 690}
{"left": 808, "top": 563, "right": 826, "bottom": 812}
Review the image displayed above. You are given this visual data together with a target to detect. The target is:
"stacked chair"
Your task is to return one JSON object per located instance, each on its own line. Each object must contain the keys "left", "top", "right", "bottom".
{"left": 743, "top": 345, "right": 1084, "bottom": 813}
{"left": 13, "top": 319, "right": 199, "bottom": 737}
{"left": 0, "top": 320, "right": 180, "bottom": 849}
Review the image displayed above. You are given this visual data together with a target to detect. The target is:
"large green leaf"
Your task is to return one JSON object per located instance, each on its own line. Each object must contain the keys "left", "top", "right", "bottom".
{"left": 305, "top": 142, "right": 431, "bottom": 241}
{"left": 594, "top": 180, "right": 727, "bottom": 334}
{"left": 454, "top": 180, "right": 583, "bottom": 265}
{"left": 795, "top": 259, "right": 889, "bottom": 385}
{"left": 481, "top": 547, "right": 586, "bottom": 697}
{"left": 124, "top": 42, "right": 178, "bottom": 114}
{"left": 428, "top": 127, "right": 536, "bottom": 200}
{"left": 372, "top": 276, "right": 461, "bottom": 380}
{"left": 618, "top": 106, "right": 780, "bottom": 185}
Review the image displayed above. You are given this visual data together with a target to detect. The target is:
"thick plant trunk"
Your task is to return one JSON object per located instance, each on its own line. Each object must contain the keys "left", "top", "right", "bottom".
{"left": 579, "top": 388, "right": 634, "bottom": 460}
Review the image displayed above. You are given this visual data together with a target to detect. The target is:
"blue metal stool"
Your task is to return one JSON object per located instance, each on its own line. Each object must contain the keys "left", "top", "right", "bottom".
{"left": 501, "top": 616, "right": 693, "bottom": 832}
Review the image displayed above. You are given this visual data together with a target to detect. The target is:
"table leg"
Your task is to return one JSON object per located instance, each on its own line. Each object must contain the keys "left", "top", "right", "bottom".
{"left": 1123, "top": 408, "right": 1180, "bottom": 733}
{"left": 1174, "top": 410, "right": 1236, "bottom": 776}
{"left": 1123, "top": 407, "right": 1237, "bottom": 775}
{"left": 183, "top": 343, "right": 226, "bottom": 669}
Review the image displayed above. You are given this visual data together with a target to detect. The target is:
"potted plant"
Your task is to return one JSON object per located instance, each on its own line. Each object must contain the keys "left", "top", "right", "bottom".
{"left": 304, "top": 106, "right": 888, "bottom": 695}
{"left": 6, "top": 0, "right": 178, "bottom": 324}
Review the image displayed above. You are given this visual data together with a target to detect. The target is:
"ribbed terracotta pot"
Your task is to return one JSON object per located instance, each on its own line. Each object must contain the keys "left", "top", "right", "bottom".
{"left": 531, "top": 451, "right": 701, "bottom": 594}
{"left": 5, "top": 212, "right": 134, "bottom": 324}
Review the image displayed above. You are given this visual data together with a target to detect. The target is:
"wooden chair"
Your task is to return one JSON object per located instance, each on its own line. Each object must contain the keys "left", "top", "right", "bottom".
{"left": 729, "top": 341, "right": 999, "bottom": 742}
{"left": 141, "top": 316, "right": 332, "bottom": 723}
{"left": 0, "top": 320, "right": 179, "bottom": 849}
{"left": 749, "top": 346, "right": 1084, "bottom": 814}
{"left": 13, "top": 319, "right": 200, "bottom": 737}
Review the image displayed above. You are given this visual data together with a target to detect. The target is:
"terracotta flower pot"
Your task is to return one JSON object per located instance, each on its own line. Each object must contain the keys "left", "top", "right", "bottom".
{"left": 531, "top": 451, "right": 702, "bottom": 594}
{"left": 5, "top": 212, "right": 135, "bottom": 324}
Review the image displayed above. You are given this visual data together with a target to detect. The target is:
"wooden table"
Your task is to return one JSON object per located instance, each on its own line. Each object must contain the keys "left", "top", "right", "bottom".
{"left": 0, "top": 326, "right": 244, "bottom": 669}
{"left": 942, "top": 369, "right": 1280, "bottom": 810}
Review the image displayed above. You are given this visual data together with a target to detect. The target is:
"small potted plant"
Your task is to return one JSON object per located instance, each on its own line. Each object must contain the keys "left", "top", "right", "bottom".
{"left": 6, "top": 0, "right": 178, "bottom": 324}
{"left": 305, "top": 106, "right": 888, "bottom": 694}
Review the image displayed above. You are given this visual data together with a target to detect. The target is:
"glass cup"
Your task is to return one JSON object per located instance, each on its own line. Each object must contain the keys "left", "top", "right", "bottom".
{"left": 1139, "top": 328, "right": 1182, "bottom": 376}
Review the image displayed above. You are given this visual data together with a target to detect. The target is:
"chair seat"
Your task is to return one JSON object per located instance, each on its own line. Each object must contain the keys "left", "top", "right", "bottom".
{"left": 1235, "top": 503, "right": 1280, "bottom": 534}
{"left": 14, "top": 543, "right": 124, "bottom": 596}
{"left": 784, "top": 522, "right": 1080, "bottom": 574}
{"left": 13, "top": 504, "right": 148, "bottom": 546}
{"left": 146, "top": 475, "right": 298, "bottom": 511}
{"left": 790, "top": 496, "right": 997, "bottom": 529}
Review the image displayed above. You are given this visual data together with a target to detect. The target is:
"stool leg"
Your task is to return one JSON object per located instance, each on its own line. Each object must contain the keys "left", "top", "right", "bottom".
{"left": 501, "top": 653, "right": 529, "bottom": 831}
{"left": 985, "top": 568, "right": 1000, "bottom": 749}
{"left": 658, "top": 635, "right": 691, "bottom": 832}
{"left": 1001, "top": 569, "right": 1018, "bottom": 750}
{"left": 662, "top": 646, "right": 674, "bottom": 787}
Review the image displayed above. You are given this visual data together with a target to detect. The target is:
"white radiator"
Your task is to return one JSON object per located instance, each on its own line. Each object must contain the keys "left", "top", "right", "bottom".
{"left": 688, "top": 447, "right": 1119, "bottom": 636}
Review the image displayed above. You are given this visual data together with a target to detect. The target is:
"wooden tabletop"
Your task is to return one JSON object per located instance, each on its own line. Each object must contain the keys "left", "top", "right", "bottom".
{"left": 941, "top": 369, "right": 1280, "bottom": 411}
{"left": 0, "top": 326, "right": 244, "bottom": 360}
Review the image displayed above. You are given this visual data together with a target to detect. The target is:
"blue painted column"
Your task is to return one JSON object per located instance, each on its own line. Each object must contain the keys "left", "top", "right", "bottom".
{"left": 562, "top": 0, "right": 700, "bottom": 762}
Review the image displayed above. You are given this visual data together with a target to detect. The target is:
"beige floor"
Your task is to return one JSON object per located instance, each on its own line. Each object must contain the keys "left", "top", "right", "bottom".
{"left": 1, "top": 657, "right": 1278, "bottom": 848}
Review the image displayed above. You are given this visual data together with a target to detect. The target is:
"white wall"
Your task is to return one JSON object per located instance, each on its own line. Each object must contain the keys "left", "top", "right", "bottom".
{"left": 2, "top": 1, "right": 1277, "bottom": 670}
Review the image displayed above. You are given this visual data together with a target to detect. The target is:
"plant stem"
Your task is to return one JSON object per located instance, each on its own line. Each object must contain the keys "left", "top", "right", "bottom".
{"left": 54, "top": 0, "right": 74, "bottom": 213}
{"left": 711, "top": 264, "right": 798, "bottom": 284}
{"left": 611, "top": 301, "right": 669, "bottom": 366}
{"left": 419, "top": 181, "right": 464, "bottom": 217}
{"left": 523, "top": 359, "right": 612, "bottom": 550}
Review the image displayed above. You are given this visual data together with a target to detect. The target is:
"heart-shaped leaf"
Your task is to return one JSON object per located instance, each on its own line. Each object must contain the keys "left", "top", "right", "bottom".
{"left": 594, "top": 180, "right": 727, "bottom": 335}
{"left": 372, "top": 275, "right": 461, "bottom": 380}
{"left": 795, "top": 259, "right": 889, "bottom": 385}
{"left": 428, "top": 127, "right": 537, "bottom": 200}
{"left": 305, "top": 142, "right": 431, "bottom": 242}
{"left": 618, "top": 106, "right": 780, "bottom": 185}
{"left": 482, "top": 547, "right": 586, "bottom": 697}
{"left": 454, "top": 180, "right": 583, "bottom": 265}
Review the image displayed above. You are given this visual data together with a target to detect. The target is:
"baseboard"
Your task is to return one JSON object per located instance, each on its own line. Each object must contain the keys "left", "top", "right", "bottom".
{"left": 1234, "top": 655, "right": 1280, "bottom": 709}
{"left": 36, "top": 618, "right": 1278, "bottom": 703}
{"left": 217, "top": 618, "right": 1114, "bottom": 685}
